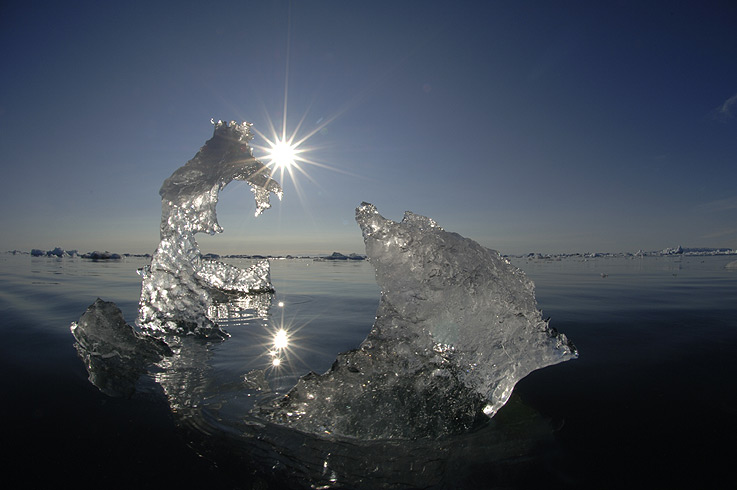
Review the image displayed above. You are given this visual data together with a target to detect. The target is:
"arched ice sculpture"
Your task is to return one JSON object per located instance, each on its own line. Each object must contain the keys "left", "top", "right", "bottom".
{"left": 137, "top": 120, "right": 282, "bottom": 338}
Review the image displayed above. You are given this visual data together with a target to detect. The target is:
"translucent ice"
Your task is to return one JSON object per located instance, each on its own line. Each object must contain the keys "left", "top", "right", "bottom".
{"left": 71, "top": 298, "right": 172, "bottom": 397}
{"left": 137, "top": 121, "right": 281, "bottom": 337}
{"left": 258, "top": 203, "right": 577, "bottom": 438}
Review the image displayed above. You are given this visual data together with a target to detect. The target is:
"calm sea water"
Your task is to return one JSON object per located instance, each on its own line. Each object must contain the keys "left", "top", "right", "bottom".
{"left": 1, "top": 253, "right": 736, "bottom": 488}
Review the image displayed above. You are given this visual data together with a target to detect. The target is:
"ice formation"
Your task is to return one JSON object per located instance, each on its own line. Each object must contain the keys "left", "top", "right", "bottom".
{"left": 71, "top": 298, "right": 172, "bottom": 397}
{"left": 137, "top": 120, "right": 282, "bottom": 337}
{"left": 258, "top": 203, "right": 577, "bottom": 439}
{"left": 71, "top": 118, "right": 576, "bottom": 447}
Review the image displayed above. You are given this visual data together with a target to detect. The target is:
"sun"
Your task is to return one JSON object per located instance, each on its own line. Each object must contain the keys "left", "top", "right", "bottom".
{"left": 246, "top": 3, "right": 366, "bottom": 199}
{"left": 246, "top": 4, "right": 360, "bottom": 196}
{"left": 266, "top": 138, "right": 300, "bottom": 171}
{"left": 251, "top": 121, "right": 328, "bottom": 196}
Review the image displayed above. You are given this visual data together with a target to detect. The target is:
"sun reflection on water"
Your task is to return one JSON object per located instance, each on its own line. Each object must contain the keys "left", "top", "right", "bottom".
{"left": 273, "top": 328, "right": 289, "bottom": 350}
{"left": 207, "top": 283, "right": 321, "bottom": 397}
{"left": 259, "top": 299, "right": 312, "bottom": 385}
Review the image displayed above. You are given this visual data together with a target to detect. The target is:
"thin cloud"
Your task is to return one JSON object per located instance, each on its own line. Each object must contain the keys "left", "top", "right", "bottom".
{"left": 697, "top": 196, "right": 737, "bottom": 212}
{"left": 713, "top": 92, "right": 737, "bottom": 120}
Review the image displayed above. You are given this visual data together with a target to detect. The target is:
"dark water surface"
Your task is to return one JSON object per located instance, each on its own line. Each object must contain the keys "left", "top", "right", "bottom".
{"left": 1, "top": 253, "right": 736, "bottom": 488}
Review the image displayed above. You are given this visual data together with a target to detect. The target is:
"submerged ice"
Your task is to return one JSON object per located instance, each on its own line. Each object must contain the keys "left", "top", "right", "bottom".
{"left": 137, "top": 120, "right": 281, "bottom": 337}
{"left": 258, "top": 203, "right": 577, "bottom": 438}
{"left": 71, "top": 298, "right": 172, "bottom": 398}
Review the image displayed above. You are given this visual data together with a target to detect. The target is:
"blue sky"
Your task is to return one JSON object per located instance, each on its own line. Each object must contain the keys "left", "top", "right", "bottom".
{"left": 1, "top": 1, "right": 735, "bottom": 255}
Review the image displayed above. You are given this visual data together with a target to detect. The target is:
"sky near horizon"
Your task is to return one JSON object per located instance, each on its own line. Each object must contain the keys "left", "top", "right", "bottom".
{"left": 1, "top": 1, "right": 736, "bottom": 255}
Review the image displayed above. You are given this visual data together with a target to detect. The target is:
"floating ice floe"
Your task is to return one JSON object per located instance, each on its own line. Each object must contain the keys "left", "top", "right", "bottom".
{"left": 71, "top": 298, "right": 171, "bottom": 398}
{"left": 256, "top": 203, "right": 577, "bottom": 438}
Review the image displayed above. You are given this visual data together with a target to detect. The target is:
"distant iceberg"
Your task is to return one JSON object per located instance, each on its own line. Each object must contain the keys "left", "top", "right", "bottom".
{"left": 27, "top": 248, "right": 126, "bottom": 259}
{"left": 661, "top": 245, "right": 684, "bottom": 255}
{"left": 81, "top": 251, "right": 121, "bottom": 260}
{"left": 320, "top": 251, "right": 366, "bottom": 260}
{"left": 31, "top": 247, "right": 78, "bottom": 257}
